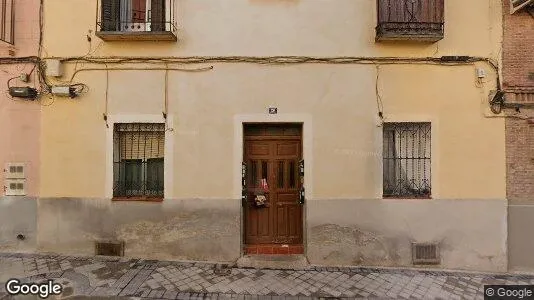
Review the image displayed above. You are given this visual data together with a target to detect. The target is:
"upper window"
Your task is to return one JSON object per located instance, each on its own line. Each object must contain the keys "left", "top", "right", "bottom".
{"left": 511, "top": 0, "right": 534, "bottom": 14}
{"left": 96, "top": 0, "right": 177, "bottom": 41}
{"left": 376, "top": 0, "right": 444, "bottom": 42}
{"left": 113, "top": 123, "right": 165, "bottom": 200}
{"left": 383, "top": 122, "right": 431, "bottom": 198}
{"left": 0, "top": 0, "right": 14, "bottom": 45}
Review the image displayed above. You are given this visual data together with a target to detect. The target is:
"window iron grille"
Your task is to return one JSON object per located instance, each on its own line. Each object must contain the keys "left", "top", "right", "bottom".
{"left": 0, "top": 0, "right": 14, "bottom": 45}
{"left": 113, "top": 123, "right": 165, "bottom": 198}
{"left": 98, "top": 0, "right": 176, "bottom": 33}
{"left": 376, "top": 0, "right": 444, "bottom": 42}
{"left": 383, "top": 122, "right": 431, "bottom": 198}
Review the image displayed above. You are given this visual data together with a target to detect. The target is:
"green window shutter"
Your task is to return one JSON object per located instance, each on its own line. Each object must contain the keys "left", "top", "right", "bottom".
{"left": 125, "top": 159, "right": 143, "bottom": 196}
{"left": 147, "top": 158, "right": 164, "bottom": 196}
{"left": 151, "top": 0, "right": 166, "bottom": 31}
{"left": 101, "top": 0, "right": 120, "bottom": 31}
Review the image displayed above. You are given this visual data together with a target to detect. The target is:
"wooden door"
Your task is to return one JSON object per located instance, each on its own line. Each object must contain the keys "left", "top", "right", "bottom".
{"left": 244, "top": 124, "right": 303, "bottom": 246}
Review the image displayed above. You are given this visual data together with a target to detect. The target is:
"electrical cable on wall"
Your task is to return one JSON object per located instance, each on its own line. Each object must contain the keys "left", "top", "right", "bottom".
{"left": 163, "top": 64, "right": 169, "bottom": 123}
{"left": 375, "top": 65, "right": 385, "bottom": 123}
{"left": 55, "top": 56, "right": 500, "bottom": 72}
{"left": 6, "top": 76, "right": 18, "bottom": 89}
{"left": 67, "top": 66, "right": 214, "bottom": 83}
{"left": 27, "top": 52, "right": 520, "bottom": 119}
{"left": 48, "top": 55, "right": 506, "bottom": 122}
{"left": 103, "top": 65, "right": 109, "bottom": 128}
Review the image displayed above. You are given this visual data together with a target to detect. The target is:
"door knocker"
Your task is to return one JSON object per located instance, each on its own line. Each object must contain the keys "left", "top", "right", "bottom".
{"left": 254, "top": 178, "right": 269, "bottom": 207}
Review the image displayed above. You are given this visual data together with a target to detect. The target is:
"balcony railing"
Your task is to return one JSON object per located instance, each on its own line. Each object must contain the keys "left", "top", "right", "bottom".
{"left": 96, "top": 0, "right": 177, "bottom": 41}
{"left": 0, "top": 0, "right": 14, "bottom": 44}
{"left": 376, "top": 0, "right": 444, "bottom": 42}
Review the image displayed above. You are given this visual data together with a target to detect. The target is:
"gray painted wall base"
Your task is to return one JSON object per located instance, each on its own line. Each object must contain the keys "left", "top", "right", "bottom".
{"left": 0, "top": 197, "right": 37, "bottom": 252}
{"left": 306, "top": 198, "right": 507, "bottom": 272}
{"left": 0, "top": 197, "right": 512, "bottom": 272}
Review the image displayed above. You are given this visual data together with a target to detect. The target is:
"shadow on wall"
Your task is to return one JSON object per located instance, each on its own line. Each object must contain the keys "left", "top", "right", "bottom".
{"left": 308, "top": 223, "right": 407, "bottom": 266}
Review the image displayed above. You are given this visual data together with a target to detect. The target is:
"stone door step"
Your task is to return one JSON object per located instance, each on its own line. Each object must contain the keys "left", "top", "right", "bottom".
{"left": 236, "top": 255, "right": 309, "bottom": 270}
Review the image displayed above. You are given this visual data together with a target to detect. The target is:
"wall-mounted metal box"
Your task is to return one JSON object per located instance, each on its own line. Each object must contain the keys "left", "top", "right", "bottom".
{"left": 45, "top": 59, "right": 63, "bottom": 77}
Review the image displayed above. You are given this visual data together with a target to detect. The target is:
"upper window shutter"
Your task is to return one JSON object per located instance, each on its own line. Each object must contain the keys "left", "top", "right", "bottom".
{"left": 132, "top": 0, "right": 147, "bottom": 23}
{"left": 0, "top": 0, "right": 14, "bottom": 44}
{"left": 124, "top": 159, "right": 143, "bottom": 194}
{"left": 102, "top": 0, "right": 120, "bottom": 31}
{"left": 151, "top": 0, "right": 166, "bottom": 31}
{"left": 511, "top": 0, "right": 534, "bottom": 14}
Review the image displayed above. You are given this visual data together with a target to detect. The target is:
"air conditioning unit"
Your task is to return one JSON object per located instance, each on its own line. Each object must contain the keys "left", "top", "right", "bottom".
{"left": 511, "top": 0, "right": 534, "bottom": 14}
{"left": 8, "top": 87, "right": 38, "bottom": 100}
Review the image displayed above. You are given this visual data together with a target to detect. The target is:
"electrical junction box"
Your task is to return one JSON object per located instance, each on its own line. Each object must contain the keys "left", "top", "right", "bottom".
{"left": 45, "top": 59, "right": 63, "bottom": 77}
{"left": 19, "top": 73, "right": 29, "bottom": 82}
{"left": 5, "top": 163, "right": 25, "bottom": 179}
{"left": 4, "top": 179, "right": 26, "bottom": 196}
{"left": 51, "top": 86, "right": 76, "bottom": 98}
{"left": 476, "top": 68, "right": 487, "bottom": 79}
{"left": 8, "top": 87, "right": 38, "bottom": 99}
{"left": 4, "top": 163, "right": 26, "bottom": 196}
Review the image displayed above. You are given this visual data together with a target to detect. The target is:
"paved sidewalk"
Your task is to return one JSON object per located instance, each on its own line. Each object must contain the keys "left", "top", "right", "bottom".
{"left": 0, "top": 253, "right": 533, "bottom": 299}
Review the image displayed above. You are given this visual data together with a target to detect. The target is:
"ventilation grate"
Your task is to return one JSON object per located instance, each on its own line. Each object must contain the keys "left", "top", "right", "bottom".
{"left": 95, "top": 240, "right": 125, "bottom": 257}
{"left": 412, "top": 243, "right": 440, "bottom": 265}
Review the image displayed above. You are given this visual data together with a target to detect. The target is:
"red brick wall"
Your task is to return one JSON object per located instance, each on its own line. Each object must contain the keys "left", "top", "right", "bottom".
{"left": 503, "top": 1, "right": 534, "bottom": 202}
{"left": 506, "top": 118, "right": 534, "bottom": 201}
{"left": 502, "top": 2, "right": 534, "bottom": 89}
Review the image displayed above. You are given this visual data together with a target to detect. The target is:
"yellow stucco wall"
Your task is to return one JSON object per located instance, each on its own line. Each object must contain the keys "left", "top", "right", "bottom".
{"left": 40, "top": 0, "right": 505, "bottom": 200}
{"left": 43, "top": 0, "right": 502, "bottom": 58}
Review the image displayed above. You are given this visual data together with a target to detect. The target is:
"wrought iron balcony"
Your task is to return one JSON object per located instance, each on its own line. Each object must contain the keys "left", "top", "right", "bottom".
{"left": 376, "top": 0, "right": 444, "bottom": 42}
{"left": 96, "top": 0, "right": 177, "bottom": 41}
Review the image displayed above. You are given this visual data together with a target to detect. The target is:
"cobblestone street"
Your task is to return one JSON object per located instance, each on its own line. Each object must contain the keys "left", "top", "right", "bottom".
{"left": 0, "top": 253, "right": 533, "bottom": 299}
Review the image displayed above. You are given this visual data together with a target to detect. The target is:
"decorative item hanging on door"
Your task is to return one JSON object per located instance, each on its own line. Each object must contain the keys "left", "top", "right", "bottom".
{"left": 299, "top": 160, "right": 305, "bottom": 205}
{"left": 241, "top": 162, "right": 247, "bottom": 207}
{"left": 254, "top": 178, "right": 269, "bottom": 207}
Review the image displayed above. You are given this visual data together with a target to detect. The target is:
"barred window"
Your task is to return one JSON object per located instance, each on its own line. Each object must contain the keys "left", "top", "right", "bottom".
{"left": 100, "top": 0, "right": 170, "bottom": 32}
{"left": 383, "top": 122, "right": 431, "bottom": 198}
{"left": 113, "top": 123, "right": 165, "bottom": 198}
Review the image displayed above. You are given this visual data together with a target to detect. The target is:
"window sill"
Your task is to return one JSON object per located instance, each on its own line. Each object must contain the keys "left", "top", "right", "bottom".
{"left": 96, "top": 31, "right": 177, "bottom": 41}
{"left": 112, "top": 197, "right": 164, "bottom": 203}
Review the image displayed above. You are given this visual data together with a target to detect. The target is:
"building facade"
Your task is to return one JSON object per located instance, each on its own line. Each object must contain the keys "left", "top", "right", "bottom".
{"left": 2, "top": 0, "right": 508, "bottom": 272}
{"left": 503, "top": 0, "right": 534, "bottom": 273}
{"left": 0, "top": 0, "right": 41, "bottom": 252}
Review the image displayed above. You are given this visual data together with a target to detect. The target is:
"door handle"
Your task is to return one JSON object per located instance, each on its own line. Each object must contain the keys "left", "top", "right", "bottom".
{"left": 299, "top": 187, "right": 305, "bottom": 204}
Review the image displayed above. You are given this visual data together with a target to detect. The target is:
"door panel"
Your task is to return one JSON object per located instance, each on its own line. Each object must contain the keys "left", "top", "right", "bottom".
{"left": 276, "top": 142, "right": 300, "bottom": 156}
{"left": 249, "top": 143, "right": 270, "bottom": 156}
{"left": 244, "top": 128, "right": 303, "bottom": 247}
